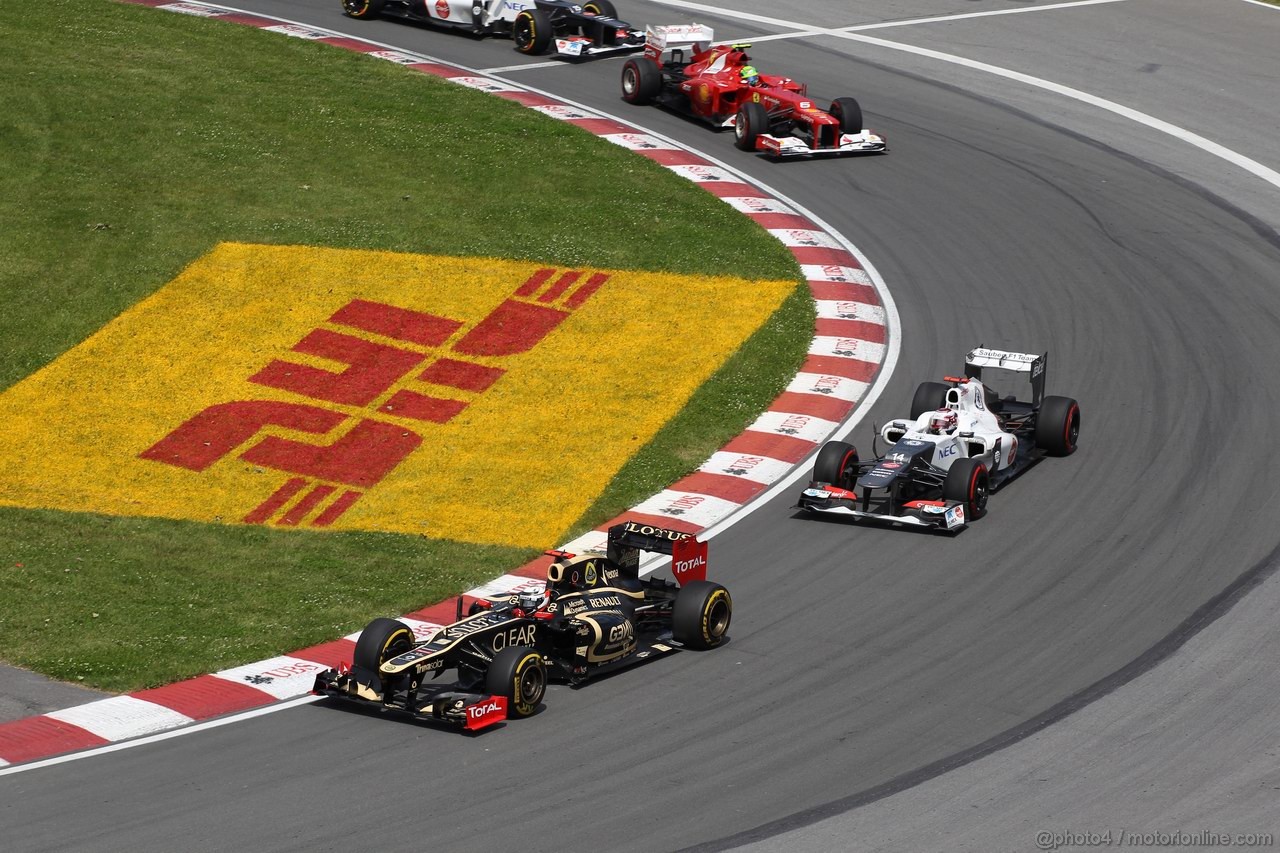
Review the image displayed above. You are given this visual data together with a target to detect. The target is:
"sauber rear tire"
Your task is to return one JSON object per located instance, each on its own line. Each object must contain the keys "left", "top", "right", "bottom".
{"left": 583, "top": 0, "right": 617, "bottom": 16}
{"left": 673, "top": 581, "right": 732, "bottom": 650}
{"left": 812, "top": 440, "right": 859, "bottom": 488}
{"left": 830, "top": 96, "right": 863, "bottom": 133}
{"left": 353, "top": 617, "right": 413, "bottom": 691}
{"left": 943, "top": 458, "right": 990, "bottom": 520}
{"left": 486, "top": 646, "right": 546, "bottom": 718}
{"left": 342, "top": 0, "right": 384, "bottom": 19}
{"left": 621, "top": 58, "right": 661, "bottom": 105}
{"left": 734, "top": 101, "right": 769, "bottom": 151}
{"left": 910, "top": 381, "right": 950, "bottom": 419}
{"left": 513, "top": 9, "right": 552, "bottom": 55}
{"left": 1036, "top": 395, "right": 1081, "bottom": 456}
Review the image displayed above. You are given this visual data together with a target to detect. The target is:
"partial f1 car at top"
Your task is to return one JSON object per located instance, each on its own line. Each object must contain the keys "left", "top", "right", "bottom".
{"left": 342, "top": 0, "right": 644, "bottom": 58}
{"left": 620, "top": 25, "right": 887, "bottom": 159}
{"left": 313, "top": 520, "right": 731, "bottom": 730}
{"left": 798, "top": 348, "right": 1080, "bottom": 532}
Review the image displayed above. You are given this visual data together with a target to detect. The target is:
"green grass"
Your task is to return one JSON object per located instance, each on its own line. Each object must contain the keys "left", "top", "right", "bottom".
{"left": 0, "top": 0, "right": 812, "bottom": 692}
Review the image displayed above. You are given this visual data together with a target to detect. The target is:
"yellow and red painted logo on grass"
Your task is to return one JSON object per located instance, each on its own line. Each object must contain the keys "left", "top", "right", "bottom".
{"left": 0, "top": 243, "right": 794, "bottom": 548}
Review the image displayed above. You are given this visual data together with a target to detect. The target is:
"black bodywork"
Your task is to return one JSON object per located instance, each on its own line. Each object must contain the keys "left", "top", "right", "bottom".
{"left": 312, "top": 520, "right": 729, "bottom": 728}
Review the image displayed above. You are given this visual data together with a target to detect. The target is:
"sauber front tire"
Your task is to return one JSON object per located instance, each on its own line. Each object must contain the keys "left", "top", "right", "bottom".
{"left": 583, "top": 0, "right": 617, "bottom": 16}
{"left": 1036, "top": 395, "right": 1081, "bottom": 456}
{"left": 943, "top": 458, "right": 990, "bottom": 520}
{"left": 513, "top": 9, "right": 553, "bottom": 55}
{"left": 621, "top": 58, "right": 661, "bottom": 105}
{"left": 812, "top": 440, "right": 859, "bottom": 488}
{"left": 734, "top": 101, "right": 769, "bottom": 151}
{"left": 486, "top": 646, "right": 546, "bottom": 718}
{"left": 673, "top": 581, "right": 732, "bottom": 650}
{"left": 342, "top": 0, "right": 384, "bottom": 19}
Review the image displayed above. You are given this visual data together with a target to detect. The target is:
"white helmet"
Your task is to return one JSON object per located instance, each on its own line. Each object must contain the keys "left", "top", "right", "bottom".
{"left": 929, "top": 409, "right": 957, "bottom": 434}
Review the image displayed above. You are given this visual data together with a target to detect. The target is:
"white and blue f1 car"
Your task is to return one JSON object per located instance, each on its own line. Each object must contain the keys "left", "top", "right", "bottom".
{"left": 798, "top": 348, "right": 1081, "bottom": 532}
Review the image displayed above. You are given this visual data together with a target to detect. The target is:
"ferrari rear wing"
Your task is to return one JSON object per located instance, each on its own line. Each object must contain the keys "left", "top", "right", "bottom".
{"left": 965, "top": 347, "right": 1047, "bottom": 406}
{"left": 643, "top": 23, "right": 714, "bottom": 61}
{"left": 607, "top": 520, "right": 708, "bottom": 586}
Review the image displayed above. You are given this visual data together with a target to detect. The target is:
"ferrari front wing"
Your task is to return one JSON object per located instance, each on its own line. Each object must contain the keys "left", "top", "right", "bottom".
{"left": 757, "top": 130, "right": 887, "bottom": 159}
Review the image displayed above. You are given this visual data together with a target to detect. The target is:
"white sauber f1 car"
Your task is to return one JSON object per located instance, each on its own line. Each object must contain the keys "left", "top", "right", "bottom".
{"left": 341, "top": 0, "right": 645, "bottom": 58}
{"left": 798, "top": 348, "right": 1081, "bottom": 532}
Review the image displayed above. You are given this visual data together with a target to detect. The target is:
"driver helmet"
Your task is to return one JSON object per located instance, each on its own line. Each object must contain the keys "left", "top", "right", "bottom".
{"left": 740, "top": 65, "right": 760, "bottom": 86}
{"left": 929, "top": 409, "right": 957, "bottom": 434}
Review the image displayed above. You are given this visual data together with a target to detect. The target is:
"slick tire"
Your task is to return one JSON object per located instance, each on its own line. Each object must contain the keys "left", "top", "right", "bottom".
{"left": 910, "top": 381, "right": 950, "bottom": 419}
{"left": 583, "top": 0, "right": 617, "bottom": 17}
{"left": 341, "top": 0, "right": 384, "bottom": 19}
{"left": 486, "top": 646, "right": 546, "bottom": 718}
{"left": 812, "top": 440, "right": 859, "bottom": 488}
{"left": 353, "top": 617, "right": 413, "bottom": 691}
{"left": 829, "top": 96, "right": 863, "bottom": 133}
{"left": 1036, "top": 395, "right": 1081, "bottom": 456}
{"left": 513, "top": 9, "right": 553, "bottom": 55}
{"left": 734, "top": 101, "right": 769, "bottom": 152}
{"left": 621, "top": 57, "right": 662, "bottom": 105}
{"left": 673, "top": 581, "right": 732, "bottom": 650}
{"left": 943, "top": 458, "right": 990, "bottom": 520}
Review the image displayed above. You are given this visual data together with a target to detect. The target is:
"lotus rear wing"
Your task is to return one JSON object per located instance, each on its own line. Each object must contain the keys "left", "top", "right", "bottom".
{"left": 643, "top": 23, "right": 714, "bottom": 62}
{"left": 964, "top": 347, "right": 1047, "bottom": 407}
{"left": 607, "top": 520, "right": 707, "bottom": 586}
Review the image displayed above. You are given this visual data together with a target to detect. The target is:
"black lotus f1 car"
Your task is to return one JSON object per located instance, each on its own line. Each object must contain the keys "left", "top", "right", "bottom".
{"left": 341, "top": 0, "right": 644, "bottom": 58}
{"left": 798, "top": 348, "right": 1081, "bottom": 532}
{"left": 313, "top": 520, "right": 731, "bottom": 730}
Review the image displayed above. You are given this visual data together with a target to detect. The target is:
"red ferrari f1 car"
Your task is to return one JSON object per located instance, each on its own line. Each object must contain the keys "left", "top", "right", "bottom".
{"left": 620, "top": 25, "right": 887, "bottom": 158}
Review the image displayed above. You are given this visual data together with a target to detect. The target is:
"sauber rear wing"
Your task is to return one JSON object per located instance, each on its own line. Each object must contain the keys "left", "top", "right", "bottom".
{"left": 643, "top": 23, "right": 714, "bottom": 61}
{"left": 964, "top": 347, "right": 1047, "bottom": 407}
{"left": 607, "top": 520, "right": 708, "bottom": 586}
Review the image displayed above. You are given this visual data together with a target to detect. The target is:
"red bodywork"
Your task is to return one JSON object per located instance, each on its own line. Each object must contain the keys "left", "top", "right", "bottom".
{"left": 664, "top": 44, "right": 840, "bottom": 137}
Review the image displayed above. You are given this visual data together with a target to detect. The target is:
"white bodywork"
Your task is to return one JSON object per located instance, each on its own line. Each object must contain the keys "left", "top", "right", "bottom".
{"left": 426, "top": 0, "right": 529, "bottom": 26}
{"left": 881, "top": 377, "right": 1018, "bottom": 474}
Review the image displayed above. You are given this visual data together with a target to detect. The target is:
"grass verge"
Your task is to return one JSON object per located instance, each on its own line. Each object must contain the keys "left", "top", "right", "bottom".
{"left": 0, "top": 0, "right": 812, "bottom": 692}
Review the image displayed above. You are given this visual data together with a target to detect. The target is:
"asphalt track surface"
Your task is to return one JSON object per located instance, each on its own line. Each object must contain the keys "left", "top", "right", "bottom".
{"left": 6, "top": 1, "right": 1280, "bottom": 851}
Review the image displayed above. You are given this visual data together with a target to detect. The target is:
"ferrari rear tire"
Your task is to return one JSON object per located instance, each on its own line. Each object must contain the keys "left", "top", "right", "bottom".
{"left": 513, "top": 9, "right": 553, "bottom": 55}
{"left": 910, "top": 381, "right": 950, "bottom": 419}
{"left": 1036, "top": 395, "right": 1081, "bottom": 456}
{"left": 342, "top": 0, "right": 384, "bottom": 19}
{"left": 673, "top": 581, "right": 732, "bottom": 650}
{"left": 812, "top": 440, "right": 859, "bottom": 488}
{"left": 353, "top": 617, "right": 413, "bottom": 691}
{"left": 621, "top": 58, "right": 662, "bottom": 105}
{"left": 583, "top": 0, "right": 617, "bottom": 16}
{"left": 485, "top": 646, "right": 546, "bottom": 718}
{"left": 734, "top": 101, "right": 769, "bottom": 151}
{"left": 829, "top": 96, "right": 863, "bottom": 133}
{"left": 943, "top": 458, "right": 989, "bottom": 520}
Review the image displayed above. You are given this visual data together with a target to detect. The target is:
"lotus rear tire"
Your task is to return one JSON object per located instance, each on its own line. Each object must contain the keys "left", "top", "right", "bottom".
{"left": 486, "top": 646, "right": 546, "bottom": 718}
{"left": 1036, "top": 395, "right": 1081, "bottom": 456}
{"left": 910, "top": 381, "right": 950, "bottom": 419}
{"left": 673, "top": 581, "right": 732, "bottom": 650}
{"left": 943, "top": 458, "right": 989, "bottom": 520}
{"left": 812, "top": 440, "right": 859, "bottom": 488}
{"left": 513, "top": 9, "right": 553, "bottom": 55}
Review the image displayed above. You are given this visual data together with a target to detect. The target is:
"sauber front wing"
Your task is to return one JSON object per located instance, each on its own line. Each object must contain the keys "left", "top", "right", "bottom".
{"left": 312, "top": 666, "right": 508, "bottom": 732}
{"left": 798, "top": 488, "right": 968, "bottom": 531}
